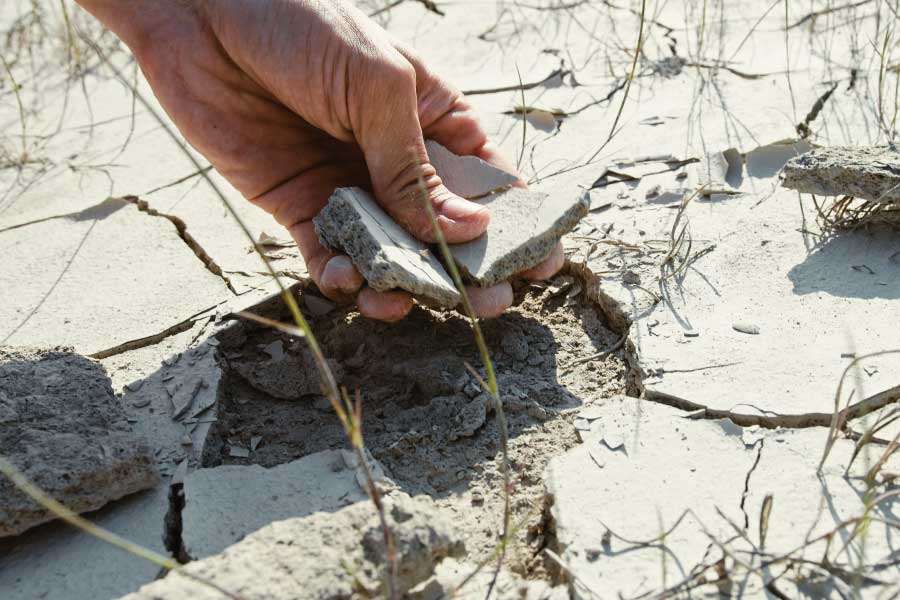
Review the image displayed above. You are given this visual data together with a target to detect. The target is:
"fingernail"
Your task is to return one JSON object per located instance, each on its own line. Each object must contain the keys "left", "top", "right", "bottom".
{"left": 440, "top": 197, "right": 488, "bottom": 222}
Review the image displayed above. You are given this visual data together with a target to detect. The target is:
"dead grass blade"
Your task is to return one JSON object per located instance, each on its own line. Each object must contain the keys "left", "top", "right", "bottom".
{"left": 1, "top": 52, "right": 27, "bottom": 162}
{"left": 759, "top": 494, "right": 773, "bottom": 551}
{"left": 819, "top": 349, "right": 900, "bottom": 472}
{"left": 415, "top": 174, "right": 510, "bottom": 596}
{"left": 583, "top": 0, "right": 646, "bottom": 165}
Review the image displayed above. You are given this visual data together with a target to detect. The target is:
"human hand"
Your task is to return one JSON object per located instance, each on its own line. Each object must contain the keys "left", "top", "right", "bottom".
{"left": 77, "top": 0, "right": 564, "bottom": 320}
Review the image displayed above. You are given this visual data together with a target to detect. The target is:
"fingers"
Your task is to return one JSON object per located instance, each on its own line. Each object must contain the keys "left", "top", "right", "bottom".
{"left": 393, "top": 42, "right": 522, "bottom": 183}
{"left": 289, "top": 220, "right": 416, "bottom": 321}
{"left": 464, "top": 283, "right": 514, "bottom": 319}
{"left": 319, "top": 256, "right": 365, "bottom": 300}
{"left": 357, "top": 288, "right": 414, "bottom": 322}
{"left": 351, "top": 53, "right": 489, "bottom": 244}
{"left": 288, "top": 222, "right": 363, "bottom": 302}
{"left": 519, "top": 243, "right": 565, "bottom": 281}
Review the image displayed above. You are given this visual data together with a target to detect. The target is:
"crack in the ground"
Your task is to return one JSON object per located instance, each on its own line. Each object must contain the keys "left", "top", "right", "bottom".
{"left": 88, "top": 305, "right": 218, "bottom": 359}
{"left": 566, "top": 260, "right": 900, "bottom": 431}
{"left": 739, "top": 440, "right": 764, "bottom": 531}
{"left": 123, "top": 196, "right": 238, "bottom": 294}
{"left": 163, "top": 482, "right": 189, "bottom": 563}
{"left": 796, "top": 82, "right": 839, "bottom": 138}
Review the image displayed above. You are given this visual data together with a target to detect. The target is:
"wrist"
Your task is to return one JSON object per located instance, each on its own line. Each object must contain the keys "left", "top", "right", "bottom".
{"left": 75, "top": 0, "right": 208, "bottom": 58}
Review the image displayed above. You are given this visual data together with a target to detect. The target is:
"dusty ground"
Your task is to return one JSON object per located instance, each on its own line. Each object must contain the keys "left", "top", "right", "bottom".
{"left": 2, "top": 0, "right": 900, "bottom": 598}
{"left": 209, "top": 281, "right": 626, "bottom": 574}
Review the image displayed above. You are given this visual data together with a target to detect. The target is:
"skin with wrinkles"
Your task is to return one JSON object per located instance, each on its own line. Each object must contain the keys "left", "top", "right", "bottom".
{"left": 74, "top": 0, "right": 564, "bottom": 320}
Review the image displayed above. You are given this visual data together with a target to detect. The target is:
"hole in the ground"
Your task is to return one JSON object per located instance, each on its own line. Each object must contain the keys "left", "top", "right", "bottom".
{"left": 208, "top": 280, "right": 626, "bottom": 575}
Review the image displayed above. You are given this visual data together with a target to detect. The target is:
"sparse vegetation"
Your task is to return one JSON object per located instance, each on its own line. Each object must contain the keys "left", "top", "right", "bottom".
{"left": 2, "top": 1, "right": 900, "bottom": 599}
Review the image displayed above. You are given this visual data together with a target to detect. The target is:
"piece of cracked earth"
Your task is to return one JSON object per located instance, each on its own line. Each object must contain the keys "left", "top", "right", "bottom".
{"left": 118, "top": 493, "right": 464, "bottom": 600}
{"left": 449, "top": 187, "right": 590, "bottom": 286}
{"left": 425, "top": 139, "right": 519, "bottom": 198}
{"left": 313, "top": 187, "right": 461, "bottom": 307}
{"left": 180, "top": 449, "right": 389, "bottom": 559}
{"left": 0, "top": 346, "right": 159, "bottom": 538}
{"left": 781, "top": 145, "right": 900, "bottom": 202}
{"left": 314, "top": 148, "right": 588, "bottom": 300}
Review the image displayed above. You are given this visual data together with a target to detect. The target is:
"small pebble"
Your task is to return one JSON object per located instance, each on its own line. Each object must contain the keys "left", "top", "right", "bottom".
{"left": 732, "top": 322, "right": 760, "bottom": 335}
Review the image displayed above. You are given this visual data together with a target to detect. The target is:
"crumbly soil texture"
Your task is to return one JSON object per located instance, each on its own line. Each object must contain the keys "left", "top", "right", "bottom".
{"left": 208, "top": 281, "right": 626, "bottom": 575}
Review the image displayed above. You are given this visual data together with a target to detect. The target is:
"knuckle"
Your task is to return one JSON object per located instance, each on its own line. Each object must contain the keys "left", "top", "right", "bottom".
{"left": 379, "top": 56, "right": 416, "bottom": 88}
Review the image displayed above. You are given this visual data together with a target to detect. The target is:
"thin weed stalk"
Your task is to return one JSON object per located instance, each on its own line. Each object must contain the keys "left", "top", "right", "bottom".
{"left": 1, "top": 52, "right": 27, "bottom": 162}
{"left": 818, "top": 349, "right": 900, "bottom": 472}
{"left": 37, "top": 34, "right": 401, "bottom": 600}
{"left": 414, "top": 174, "right": 510, "bottom": 592}
{"left": 783, "top": 0, "right": 797, "bottom": 122}
{"left": 584, "top": 0, "right": 646, "bottom": 165}
{"left": 516, "top": 65, "right": 526, "bottom": 172}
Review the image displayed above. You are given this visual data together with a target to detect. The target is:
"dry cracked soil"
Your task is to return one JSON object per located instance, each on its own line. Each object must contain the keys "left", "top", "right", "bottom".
{"left": 2, "top": 0, "right": 900, "bottom": 598}
{"left": 209, "top": 281, "right": 628, "bottom": 575}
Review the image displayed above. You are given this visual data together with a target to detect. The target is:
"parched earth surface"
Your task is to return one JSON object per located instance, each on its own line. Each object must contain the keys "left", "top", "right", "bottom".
{"left": 1, "top": 0, "right": 900, "bottom": 599}
{"left": 210, "top": 282, "right": 627, "bottom": 574}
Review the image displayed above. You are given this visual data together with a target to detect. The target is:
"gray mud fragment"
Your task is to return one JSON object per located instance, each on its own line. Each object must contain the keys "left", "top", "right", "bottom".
{"left": 781, "top": 145, "right": 900, "bottom": 202}
{"left": 227, "top": 340, "right": 343, "bottom": 400}
{"left": 180, "top": 450, "right": 389, "bottom": 558}
{"left": 425, "top": 139, "right": 519, "bottom": 198}
{"left": 0, "top": 346, "right": 159, "bottom": 537}
{"left": 119, "top": 494, "right": 464, "bottom": 600}
{"left": 449, "top": 187, "right": 590, "bottom": 286}
{"left": 313, "top": 187, "right": 460, "bottom": 307}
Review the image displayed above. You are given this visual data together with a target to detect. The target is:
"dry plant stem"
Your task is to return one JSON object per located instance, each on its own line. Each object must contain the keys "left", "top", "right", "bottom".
{"left": 0, "top": 457, "right": 246, "bottom": 600}
{"left": 415, "top": 175, "right": 510, "bottom": 594}
{"left": 584, "top": 0, "right": 646, "bottom": 165}
{"left": 1, "top": 53, "right": 27, "bottom": 161}
{"left": 819, "top": 349, "right": 900, "bottom": 472}
{"left": 516, "top": 65, "right": 526, "bottom": 172}
{"left": 783, "top": 0, "right": 797, "bottom": 121}
{"left": 71, "top": 37, "right": 401, "bottom": 600}
{"left": 59, "top": 0, "right": 82, "bottom": 71}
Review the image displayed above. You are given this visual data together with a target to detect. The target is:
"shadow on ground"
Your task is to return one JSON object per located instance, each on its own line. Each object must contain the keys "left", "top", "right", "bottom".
{"left": 789, "top": 226, "right": 900, "bottom": 300}
{"left": 205, "top": 282, "right": 627, "bottom": 571}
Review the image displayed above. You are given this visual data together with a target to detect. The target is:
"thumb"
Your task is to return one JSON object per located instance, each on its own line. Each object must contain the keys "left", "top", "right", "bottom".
{"left": 353, "top": 62, "right": 489, "bottom": 244}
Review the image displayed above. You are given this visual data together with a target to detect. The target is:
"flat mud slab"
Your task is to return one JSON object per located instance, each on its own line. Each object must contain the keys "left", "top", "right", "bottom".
{"left": 122, "top": 494, "right": 463, "bottom": 600}
{"left": 211, "top": 279, "right": 627, "bottom": 573}
{"left": 450, "top": 187, "right": 590, "bottom": 286}
{"left": 0, "top": 346, "right": 159, "bottom": 537}
{"left": 314, "top": 187, "right": 461, "bottom": 306}
{"left": 782, "top": 145, "right": 900, "bottom": 202}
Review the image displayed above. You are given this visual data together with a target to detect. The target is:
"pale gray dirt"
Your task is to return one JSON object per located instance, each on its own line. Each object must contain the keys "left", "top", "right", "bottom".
{"left": 209, "top": 281, "right": 627, "bottom": 575}
{"left": 180, "top": 450, "right": 385, "bottom": 559}
{"left": 410, "top": 557, "right": 568, "bottom": 599}
{"left": 0, "top": 346, "right": 159, "bottom": 537}
{"left": 548, "top": 396, "right": 900, "bottom": 599}
{"left": 121, "top": 493, "right": 464, "bottom": 600}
